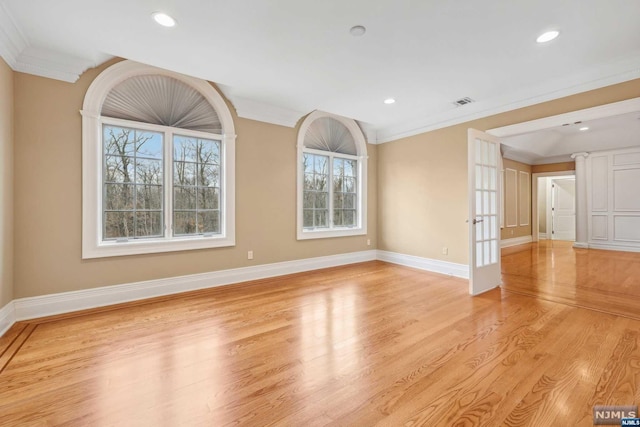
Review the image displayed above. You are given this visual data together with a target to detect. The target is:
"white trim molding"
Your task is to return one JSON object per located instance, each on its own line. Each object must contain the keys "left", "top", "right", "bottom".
{"left": 489, "top": 98, "right": 640, "bottom": 139}
{"left": 585, "top": 243, "right": 640, "bottom": 253}
{"left": 377, "top": 250, "right": 469, "bottom": 279}
{"left": 0, "top": 1, "right": 27, "bottom": 67}
{"left": 501, "top": 235, "right": 533, "bottom": 248}
{"left": 219, "top": 92, "right": 307, "bottom": 128}
{"left": 0, "top": 2, "right": 107, "bottom": 83}
{"left": 0, "top": 249, "right": 476, "bottom": 336}
{"left": 12, "top": 251, "right": 377, "bottom": 322}
{"left": 376, "top": 66, "right": 640, "bottom": 144}
{"left": 0, "top": 301, "right": 16, "bottom": 337}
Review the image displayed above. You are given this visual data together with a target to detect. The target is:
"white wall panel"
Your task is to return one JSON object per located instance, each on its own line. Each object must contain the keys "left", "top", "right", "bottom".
{"left": 505, "top": 168, "right": 517, "bottom": 227}
{"left": 613, "top": 169, "right": 640, "bottom": 211}
{"left": 590, "top": 155, "right": 608, "bottom": 212}
{"left": 519, "top": 171, "right": 530, "bottom": 226}
{"left": 587, "top": 147, "right": 640, "bottom": 252}
{"left": 591, "top": 215, "right": 608, "bottom": 240}
{"left": 614, "top": 216, "right": 640, "bottom": 242}
{"left": 614, "top": 152, "right": 640, "bottom": 166}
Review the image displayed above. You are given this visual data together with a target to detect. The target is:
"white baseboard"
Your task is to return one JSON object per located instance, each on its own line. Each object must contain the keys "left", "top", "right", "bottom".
{"left": 376, "top": 250, "right": 469, "bottom": 279}
{"left": 501, "top": 235, "right": 533, "bottom": 248}
{"left": 12, "top": 250, "right": 377, "bottom": 322}
{"left": 585, "top": 242, "right": 640, "bottom": 253}
{"left": 573, "top": 242, "right": 589, "bottom": 249}
{"left": 539, "top": 233, "right": 548, "bottom": 239}
{"left": 0, "top": 301, "right": 16, "bottom": 337}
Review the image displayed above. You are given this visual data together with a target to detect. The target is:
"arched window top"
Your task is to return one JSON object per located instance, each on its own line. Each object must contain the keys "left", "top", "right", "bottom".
{"left": 81, "top": 60, "right": 236, "bottom": 259}
{"left": 101, "top": 74, "right": 222, "bottom": 133}
{"left": 82, "top": 60, "right": 235, "bottom": 137}
{"left": 299, "top": 111, "right": 367, "bottom": 157}
{"left": 304, "top": 117, "right": 357, "bottom": 155}
{"left": 296, "top": 111, "right": 367, "bottom": 240}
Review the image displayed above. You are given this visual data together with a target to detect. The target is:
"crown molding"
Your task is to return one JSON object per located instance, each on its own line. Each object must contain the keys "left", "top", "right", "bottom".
{"left": 489, "top": 97, "right": 640, "bottom": 138}
{"left": 222, "top": 93, "right": 307, "bottom": 128}
{"left": 356, "top": 120, "right": 378, "bottom": 144}
{"left": 0, "top": 1, "right": 28, "bottom": 67}
{"left": 0, "top": 2, "right": 102, "bottom": 83}
{"left": 12, "top": 46, "right": 101, "bottom": 83}
{"left": 375, "top": 55, "right": 640, "bottom": 144}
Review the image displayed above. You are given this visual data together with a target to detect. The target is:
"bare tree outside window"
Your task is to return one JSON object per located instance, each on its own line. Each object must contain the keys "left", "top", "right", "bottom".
{"left": 173, "top": 136, "right": 221, "bottom": 235}
{"left": 333, "top": 158, "right": 357, "bottom": 227}
{"left": 302, "top": 153, "right": 329, "bottom": 228}
{"left": 103, "top": 125, "right": 163, "bottom": 240}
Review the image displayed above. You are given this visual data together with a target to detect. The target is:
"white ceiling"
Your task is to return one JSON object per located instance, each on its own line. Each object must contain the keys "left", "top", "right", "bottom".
{"left": 501, "top": 111, "right": 640, "bottom": 164}
{"left": 1, "top": 0, "right": 639, "bottom": 145}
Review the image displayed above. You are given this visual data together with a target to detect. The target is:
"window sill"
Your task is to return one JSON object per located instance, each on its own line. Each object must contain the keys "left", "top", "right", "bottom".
{"left": 82, "top": 235, "right": 235, "bottom": 259}
{"left": 297, "top": 227, "right": 366, "bottom": 240}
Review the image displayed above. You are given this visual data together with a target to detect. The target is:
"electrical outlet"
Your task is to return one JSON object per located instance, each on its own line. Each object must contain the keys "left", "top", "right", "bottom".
{"left": 247, "top": 250, "right": 253, "bottom": 260}
{"left": 367, "top": 239, "right": 371, "bottom": 246}
{"left": 442, "top": 247, "right": 448, "bottom": 255}
{"left": 510, "top": 229, "right": 514, "bottom": 235}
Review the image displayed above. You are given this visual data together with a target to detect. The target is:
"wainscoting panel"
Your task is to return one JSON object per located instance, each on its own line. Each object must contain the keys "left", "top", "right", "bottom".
{"left": 587, "top": 147, "right": 640, "bottom": 252}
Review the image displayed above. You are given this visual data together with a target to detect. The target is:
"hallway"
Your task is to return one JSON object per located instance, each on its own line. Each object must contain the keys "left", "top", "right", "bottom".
{"left": 501, "top": 240, "right": 640, "bottom": 320}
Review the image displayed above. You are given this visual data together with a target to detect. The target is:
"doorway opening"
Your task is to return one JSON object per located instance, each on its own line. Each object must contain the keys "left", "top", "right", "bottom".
{"left": 536, "top": 175, "right": 576, "bottom": 242}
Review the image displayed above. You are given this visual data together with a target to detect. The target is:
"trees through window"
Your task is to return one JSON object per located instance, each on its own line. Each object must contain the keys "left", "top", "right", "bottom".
{"left": 82, "top": 61, "right": 235, "bottom": 258}
{"left": 297, "top": 111, "right": 367, "bottom": 240}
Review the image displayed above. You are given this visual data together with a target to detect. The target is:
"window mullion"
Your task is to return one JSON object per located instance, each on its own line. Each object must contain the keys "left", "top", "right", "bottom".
{"left": 165, "top": 130, "right": 173, "bottom": 240}
{"left": 328, "top": 153, "right": 334, "bottom": 229}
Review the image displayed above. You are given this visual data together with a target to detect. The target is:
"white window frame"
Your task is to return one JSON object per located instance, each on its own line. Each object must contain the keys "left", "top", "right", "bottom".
{"left": 297, "top": 111, "right": 368, "bottom": 240}
{"left": 81, "top": 61, "right": 236, "bottom": 259}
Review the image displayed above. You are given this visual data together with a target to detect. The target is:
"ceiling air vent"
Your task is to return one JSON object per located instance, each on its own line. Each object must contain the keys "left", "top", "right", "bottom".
{"left": 453, "top": 97, "right": 474, "bottom": 107}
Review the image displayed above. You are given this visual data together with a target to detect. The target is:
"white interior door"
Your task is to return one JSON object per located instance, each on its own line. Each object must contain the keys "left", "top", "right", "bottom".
{"left": 468, "top": 129, "right": 501, "bottom": 295}
{"left": 552, "top": 178, "right": 576, "bottom": 241}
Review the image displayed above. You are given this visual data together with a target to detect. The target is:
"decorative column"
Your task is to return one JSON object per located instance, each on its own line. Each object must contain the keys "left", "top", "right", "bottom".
{"left": 571, "top": 152, "right": 589, "bottom": 248}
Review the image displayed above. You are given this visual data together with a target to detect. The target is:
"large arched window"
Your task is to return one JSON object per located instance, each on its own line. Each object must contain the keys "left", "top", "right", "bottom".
{"left": 81, "top": 61, "right": 236, "bottom": 258}
{"left": 297, "top": 111, "right": 367, "bottom": 239}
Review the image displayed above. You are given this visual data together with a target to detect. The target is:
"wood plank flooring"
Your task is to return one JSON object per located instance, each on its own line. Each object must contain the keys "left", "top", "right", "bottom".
{"left": 502, "top": 240, "right": 640, "bottom": 320}
{"left": 1, "top": 259, "right": 639, "bottom": 426}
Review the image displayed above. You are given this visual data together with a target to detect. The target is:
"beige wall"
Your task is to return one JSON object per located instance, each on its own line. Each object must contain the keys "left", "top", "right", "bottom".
{"left": 0, "top": 58, "right": 13, "bottom": 307}
{"left": 13, "top": 62, "right": 377, "bottom": 298}
{"left": 501, "top": 159, "right": 532, "bottom": 240}
{"left": 532, "top": 162, "right": 575, "bottom": 174}
{"left": 377, "top": 79, "right": 640, "bottom": 264}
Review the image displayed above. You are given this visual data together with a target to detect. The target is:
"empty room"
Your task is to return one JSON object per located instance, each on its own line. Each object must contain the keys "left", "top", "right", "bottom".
{"left": 1, "top": 1, "right": 640, "bottom": 426}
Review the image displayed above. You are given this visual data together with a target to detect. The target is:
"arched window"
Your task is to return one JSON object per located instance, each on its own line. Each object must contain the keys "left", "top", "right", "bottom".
{"left": 81, "top": 61, "right": 236, "bottom": 258}
{"left": 297, "top": 111, "right": 367, "bottom": 239}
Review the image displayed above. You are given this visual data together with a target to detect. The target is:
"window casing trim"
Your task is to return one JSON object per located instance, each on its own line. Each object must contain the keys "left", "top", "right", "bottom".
{"left": 82, "top": 61, "right": 236, "bottom": 258}
{"left": 296, "top": 111, "right": 368, "bottom": 240}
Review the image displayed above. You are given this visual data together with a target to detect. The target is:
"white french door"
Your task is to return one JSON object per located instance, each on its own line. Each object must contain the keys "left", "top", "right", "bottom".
{"left": 468, "top": 129, "right": 502, "bottom": 295}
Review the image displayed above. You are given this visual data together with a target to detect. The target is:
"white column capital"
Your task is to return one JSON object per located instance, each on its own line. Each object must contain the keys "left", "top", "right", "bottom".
{"left": 571, "top": 152, "right": 589, "bottom": 160}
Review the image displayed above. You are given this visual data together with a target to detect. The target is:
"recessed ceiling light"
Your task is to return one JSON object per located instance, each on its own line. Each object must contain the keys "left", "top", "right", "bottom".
{"left": 350, "top": 25, "right": 366, "bottom": 37}
{"left": 383, "top": 98, "right": 396, "bottom": 105}
{"left": 152, "top": 12, "right": 176, "bottom": 27}
{"left": 536, "top": 30, "right": 559, "bottom": 43}
{"left": 579, "top": 126, "right": 589, "bottom": 131}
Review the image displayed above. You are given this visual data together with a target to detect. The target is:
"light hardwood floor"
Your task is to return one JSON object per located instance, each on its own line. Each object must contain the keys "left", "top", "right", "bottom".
{"left": 502, "top": 240, "right": 640, "bottom": 320}
{"left": 1, "top": 259, "right": 639, "bottom": 426}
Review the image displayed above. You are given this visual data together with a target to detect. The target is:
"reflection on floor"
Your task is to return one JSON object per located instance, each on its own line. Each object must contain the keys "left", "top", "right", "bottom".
{"left": 502, "top": 240, "right": 640, "bottom": 320}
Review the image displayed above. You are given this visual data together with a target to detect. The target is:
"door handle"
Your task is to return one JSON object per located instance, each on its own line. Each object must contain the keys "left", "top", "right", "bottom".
{"left": 472, "top": 218, "right": 484, "bottom": 224}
